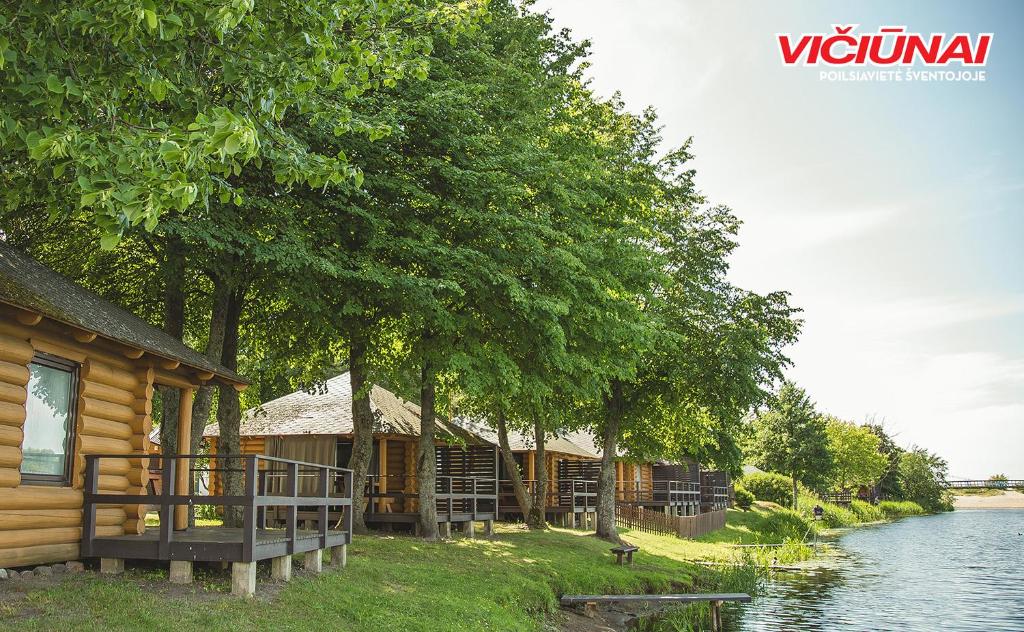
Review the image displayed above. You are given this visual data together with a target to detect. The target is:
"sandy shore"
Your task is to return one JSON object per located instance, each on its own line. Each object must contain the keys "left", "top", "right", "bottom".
{"left": 953, "top": 489, "right": 1024, "bottom": 509}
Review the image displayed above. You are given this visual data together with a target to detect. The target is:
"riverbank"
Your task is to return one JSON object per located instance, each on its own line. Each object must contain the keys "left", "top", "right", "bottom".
{"left": 0, "top": 512, "right": 800, "bottom": 632}
{"left": 953, "top": 489, "right": 1024, "bottom": 509}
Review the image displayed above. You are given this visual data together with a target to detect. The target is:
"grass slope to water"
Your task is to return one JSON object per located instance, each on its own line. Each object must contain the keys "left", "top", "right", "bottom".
{"left": 3, "top": 514, "right": 805, "bottom": 632}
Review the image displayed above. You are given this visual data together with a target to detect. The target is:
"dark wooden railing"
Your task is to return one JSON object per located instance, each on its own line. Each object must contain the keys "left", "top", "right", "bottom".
{"left": 820, "top": 490, "right": 853, "bottom": 505}
{"left": 82, "top": 454, "right": 353, "bottom": 563}
{"left": 700, "top": 484, "right": 729, "bottom": 511}
{"left": 497, "top": 478, "right": 597, "bottom": 513}
{"left": 364, "top": 474, "right": 498, "bottom": 519}
{"left": 617, "top": 480, "right": 700, "bottom": 505}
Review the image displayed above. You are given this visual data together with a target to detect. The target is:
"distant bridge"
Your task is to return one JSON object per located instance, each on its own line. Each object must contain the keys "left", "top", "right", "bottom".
{"left": 944, "top": 479, "right": 1023, "bottom": 490}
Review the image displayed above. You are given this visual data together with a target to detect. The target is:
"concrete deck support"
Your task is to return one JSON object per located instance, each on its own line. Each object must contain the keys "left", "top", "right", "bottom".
{"left": 304, "top": 549, "right": 323, "bottom": 573}
{"left": 169, "top": 560, "right": 193, "bottom": 584}
{"left": 271, "top": 555, "right": 292, "bottom": 581}
{"left": 441, "top": 522, "right": 452, "bottom": 539}
{"left": 464, "top": 520, "right": 475, "bottom": 538}
{"left": 330, "top": 544, "right": 348, "bottom": 568}
{"left": 100, "top": 558, "right": 124, "bottom": 575}
{"left": 484, "top": 520, "right": 494, "bottom": 536}
{"left": 232, "top": 561, "right": 256, "bottom": 597}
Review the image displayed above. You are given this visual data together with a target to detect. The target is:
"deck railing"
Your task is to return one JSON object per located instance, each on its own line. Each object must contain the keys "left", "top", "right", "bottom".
{"left": 82, "top": 453, "right": 353, "bottom": 562}
{"left": 497, "top": 478, "right": 597, "bottom": 513}
{"left": 364, "top": 474, "right": 498, "bottom": 519}
{"left": 700, "top": 484, "right": 729, "bottom": 511}
{"left": 617, "top": 480, "right": 701, "bottom": 505}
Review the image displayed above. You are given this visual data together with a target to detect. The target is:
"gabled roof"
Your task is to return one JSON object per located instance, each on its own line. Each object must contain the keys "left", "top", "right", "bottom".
{"left": 0, "top": 243, "right": 245, "bottom": 384}
{"left": 204, "top": 372, "right": 487, "bottom": 445}
{"left": 454, "top": 418, "right": 601, "bottom": 459}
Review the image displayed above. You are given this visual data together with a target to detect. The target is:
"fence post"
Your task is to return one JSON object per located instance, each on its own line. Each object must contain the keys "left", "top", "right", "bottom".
{"left": 242, "top": 455, "right": 258, "bottom": 561}
{"left": 159, "top": 457, "right": 175, "bottom": 559}
{"left": 318, "top": 465, "right": 329, "bottom": 549}
{"left": 286, "top": 461, "right": 298, "bottom": 554}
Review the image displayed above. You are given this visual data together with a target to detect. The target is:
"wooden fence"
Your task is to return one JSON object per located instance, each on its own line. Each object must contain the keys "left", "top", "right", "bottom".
{"left": 615, "top": 505, "right": 726, "bottom": 539}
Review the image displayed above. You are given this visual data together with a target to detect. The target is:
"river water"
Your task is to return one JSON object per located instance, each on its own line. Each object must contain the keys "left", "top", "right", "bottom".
{"left": 730, "top": 509, "right": 1024, "bottom": 631}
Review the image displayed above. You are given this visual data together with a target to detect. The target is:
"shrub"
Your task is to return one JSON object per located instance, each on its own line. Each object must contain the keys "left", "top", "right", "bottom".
{"left": 759, "top": 508, "right": 812, "bottom": 542}
{"left": 818, "top": 502, "right": 858, "bottom": 528}
{"left": 848, "top": 499, "right": 884, "bottom": 523}
{"left": 733, "top": 483, "right": 754, "bottom": 510}
{"left": 742, "top": 472, "right": 793, "bottom": 507}
{"left": 878, "top": 500, "right": 926, "bottom": 518}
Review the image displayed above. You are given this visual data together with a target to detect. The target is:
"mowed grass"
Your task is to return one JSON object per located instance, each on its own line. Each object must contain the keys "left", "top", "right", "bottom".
{"left": 5, "top": 523, "right": 758, "bottom": 632}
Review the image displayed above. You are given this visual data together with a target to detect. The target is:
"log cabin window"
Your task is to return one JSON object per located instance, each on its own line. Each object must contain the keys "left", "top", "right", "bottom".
{"left": 20, "top": 354, "right": 78, "bottom": 484}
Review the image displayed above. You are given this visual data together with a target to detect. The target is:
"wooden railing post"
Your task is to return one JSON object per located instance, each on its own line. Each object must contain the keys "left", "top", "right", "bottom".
{"left": 256, "top": 469, "right": 267, "bottom": 529}
{"left": 82, "top": 456, "right": 99, "bottom": 557}
{"left": 343, "top": 469, "right": 354, "bottom": 540}
{"left": 285, "top": 461, "right": 298, "bottom": 554}
{"left": 318, "top": 465, "right": 329, "bottom": 549}
{"left": 159, "top": 456, "right": 175, "bottom": 559}
{"left": 242, "top": 455, "right": 257, "bottom": 561}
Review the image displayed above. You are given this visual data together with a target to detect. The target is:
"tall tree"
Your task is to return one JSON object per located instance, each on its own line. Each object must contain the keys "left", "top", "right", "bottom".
{"left": 865, "top": 421, "right": 904, "bottom": 500}
{"left": 824, "top": 417, "right": 887, "bottom": 492}
{"left": 898, "top": 447, "right": 952, "bottom": 512}
{"left": 751, "top": 382, "right": 831, "bottom": 509}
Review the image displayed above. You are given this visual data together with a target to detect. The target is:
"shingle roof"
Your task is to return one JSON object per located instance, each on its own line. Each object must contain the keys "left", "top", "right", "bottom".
{"left": 0, "top": 243, "right": 245, "bottom": 384}
{"left": 453, "top": 418, "right": 601, "bottom": 459}
{"left": 204, "top": 372, "right": 486, "bottom": 445}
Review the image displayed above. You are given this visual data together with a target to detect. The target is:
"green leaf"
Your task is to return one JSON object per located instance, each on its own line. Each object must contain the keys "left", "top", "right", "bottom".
{"left": 99, "top": 232, "right": 121, "bottom": 250}
{"left": 46, "top": 74, "right": 63, "bottom": 93}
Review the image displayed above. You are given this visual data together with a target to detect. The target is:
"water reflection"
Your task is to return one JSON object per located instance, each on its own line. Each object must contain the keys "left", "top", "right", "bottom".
{"left": 730, "top": 510, "right": 1024, "bottom": 632}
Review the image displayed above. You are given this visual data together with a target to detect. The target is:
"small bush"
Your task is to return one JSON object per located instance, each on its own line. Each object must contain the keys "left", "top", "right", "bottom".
{"left": 878, "top": 500, "right": 926, "bottom": 518}
{"left": 848, "top": 499, "right": 884, "bottom": 522}
{"left": 818, "top": 502, "right": 857, "bottom": 528}
{"left": 758, "top": 508, "right": 811, "bottom": 542}
{"left": 742, "top": 472, "right": 793, "bottom": 507}
{"left": 733, "top": 483, "right": 754, "bottom": 510}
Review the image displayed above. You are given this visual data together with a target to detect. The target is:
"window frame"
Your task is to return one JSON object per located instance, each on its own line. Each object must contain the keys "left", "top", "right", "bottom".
{"left": 20, "top": 352, "right": 80, "bottom": 486}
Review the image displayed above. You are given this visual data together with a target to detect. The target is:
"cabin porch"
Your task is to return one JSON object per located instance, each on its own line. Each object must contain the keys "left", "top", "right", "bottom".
{"left": 82, "top": 453, "right": 353, "bottom": 596}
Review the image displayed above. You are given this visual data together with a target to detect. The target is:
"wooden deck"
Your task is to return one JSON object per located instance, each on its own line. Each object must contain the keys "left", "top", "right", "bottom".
{"left": 89, "top": 526, "right": 350, "bottom": 563}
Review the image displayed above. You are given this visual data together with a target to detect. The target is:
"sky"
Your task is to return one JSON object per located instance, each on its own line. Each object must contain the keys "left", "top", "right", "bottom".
{"left": 534, "top": 0, "right": 1023, "bottom": 478}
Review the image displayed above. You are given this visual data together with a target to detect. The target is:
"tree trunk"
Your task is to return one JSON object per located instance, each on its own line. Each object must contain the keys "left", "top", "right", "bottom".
{"left": 217, "top": 287, "right": 244, "bottom": 527}
{"left": 347, "top": 332, "right": 374, "bottom": 535}
{"left": 526, "top": 414, "right": 547, "bottom": 529}
{"left": 158, "top": 236, "right": 186, "bottom": 455}
{"left": 792, "top": 473, "right": 799, "bottom": 511}
{"left": 496, "top": 409, "right": 532, "bottom": 519}
{"left": 416, "top": 361, "right": 439, "bottom": 540}
{"left": 190, "top": 276, "right": 231, "bottom": 454}
{"left": 596, "top": 379, "right": 623, "bottom": 542}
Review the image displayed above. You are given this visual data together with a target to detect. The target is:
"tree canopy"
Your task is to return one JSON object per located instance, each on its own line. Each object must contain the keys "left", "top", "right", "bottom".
{"left": 824, "top": 417, "right": 887, "bottom": 491}
{"left": 750, "top": 381, "right": 832, "bottom": 509}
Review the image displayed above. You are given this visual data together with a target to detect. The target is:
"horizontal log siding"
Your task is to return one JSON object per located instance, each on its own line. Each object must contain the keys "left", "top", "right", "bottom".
{"left": 0, "top": 319, "right": 155, "bottom": 568}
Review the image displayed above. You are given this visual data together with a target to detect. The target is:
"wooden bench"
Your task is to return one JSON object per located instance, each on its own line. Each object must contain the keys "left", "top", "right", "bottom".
{"left": 610, "top": 544, "right": 639, "bottom": 565}
{"left": 560, "top": 593, "right": 751, "bottom": 632}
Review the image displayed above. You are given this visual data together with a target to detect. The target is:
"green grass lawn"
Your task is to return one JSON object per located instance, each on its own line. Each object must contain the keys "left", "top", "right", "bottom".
{"left": 2, "top": 511, "right": 808, "bottom": 632}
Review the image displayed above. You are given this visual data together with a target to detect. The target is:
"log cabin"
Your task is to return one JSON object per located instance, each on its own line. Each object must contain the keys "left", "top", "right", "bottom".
{"left": 456, "top": 422, "right": 703, "bottom": 524}
{"left": 203, "top": 372, "right": 499, "bottom": 535}
{"left": 0, "top": 244, "right": 247, "bottom": 569}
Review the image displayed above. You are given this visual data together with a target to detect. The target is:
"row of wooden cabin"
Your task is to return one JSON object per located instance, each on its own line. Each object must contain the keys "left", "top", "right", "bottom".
{"left": 0, "top": 243, "right": 730, "bottom": 571}
{"left": 190, "top": 372, "right": 733, "bottom": 531}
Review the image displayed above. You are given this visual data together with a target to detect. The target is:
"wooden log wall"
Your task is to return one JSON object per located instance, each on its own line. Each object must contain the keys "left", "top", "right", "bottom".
{"left": 0, "top": 318, "right": 154, "bottom": 568}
